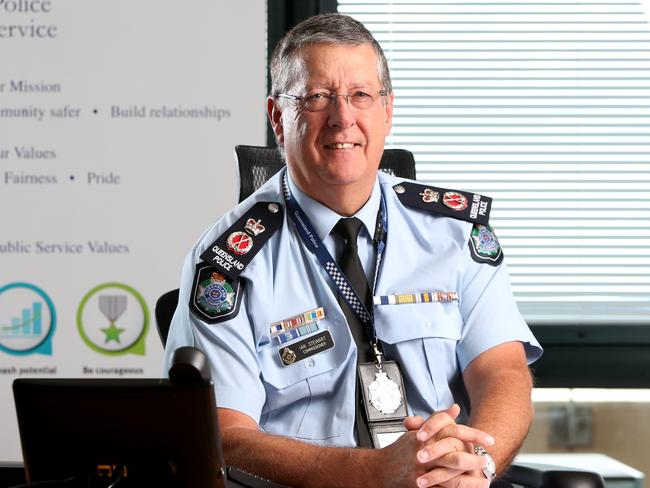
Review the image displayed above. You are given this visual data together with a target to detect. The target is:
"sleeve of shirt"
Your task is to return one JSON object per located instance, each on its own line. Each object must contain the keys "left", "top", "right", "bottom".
{"left": 163, "top": 250, "right": 267, "bottom": 423}
{"left": 456, "top": 231, "right": 543, "bottom": 372}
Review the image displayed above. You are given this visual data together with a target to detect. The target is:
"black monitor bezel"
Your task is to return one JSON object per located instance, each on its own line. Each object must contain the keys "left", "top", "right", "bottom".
{"left": 13, "top": 378, "right": 224, "bottom": 488}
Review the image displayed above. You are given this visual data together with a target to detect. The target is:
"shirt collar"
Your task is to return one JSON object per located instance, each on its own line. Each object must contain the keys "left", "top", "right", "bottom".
{"left": 287, "top": 170, "right": 381, "bottom": 242}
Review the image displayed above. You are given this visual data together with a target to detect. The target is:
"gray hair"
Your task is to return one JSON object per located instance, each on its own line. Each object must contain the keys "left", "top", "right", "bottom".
{"left": 270, "top": 13, "right": 392, "bottom": 96}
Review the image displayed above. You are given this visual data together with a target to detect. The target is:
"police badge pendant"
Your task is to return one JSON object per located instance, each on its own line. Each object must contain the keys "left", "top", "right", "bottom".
{"left": 368, "top": 341, "right": 404, "bottom": 415}
{"left": 358, "top": 342, "right": 408, "bottom": 448}
{"left": 368, "top": 365, "right": 402, "bottom": 415}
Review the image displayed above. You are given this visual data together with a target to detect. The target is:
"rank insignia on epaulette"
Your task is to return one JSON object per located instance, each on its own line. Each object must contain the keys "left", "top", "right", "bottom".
{"left": 200, "top": 202, "right": 283, "bottom": 280}
{"left": 469, "top": 224, "right": 503, "bottom": 267}
{"left": 442, "top": 192, "right": 468, "bottom": 211}
{"left": 189, "top": 263, "right": 243, "bottom": 324}
{"left": 394, "top": 182, "right": 492, "bottom": 226}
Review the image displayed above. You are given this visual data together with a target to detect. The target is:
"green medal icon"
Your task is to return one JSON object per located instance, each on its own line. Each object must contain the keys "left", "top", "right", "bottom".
{"left": 77, "top": 283, "right": 149, "bottom": 356}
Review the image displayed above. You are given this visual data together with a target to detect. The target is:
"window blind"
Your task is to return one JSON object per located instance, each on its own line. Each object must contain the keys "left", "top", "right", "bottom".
{"left": 339, "top": 0, "right": 650, "bottom": 324}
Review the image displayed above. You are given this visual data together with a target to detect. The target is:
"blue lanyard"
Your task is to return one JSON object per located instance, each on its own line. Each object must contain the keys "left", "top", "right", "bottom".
{"left": 282, "top": 170, "right": 387, "bottom": 341}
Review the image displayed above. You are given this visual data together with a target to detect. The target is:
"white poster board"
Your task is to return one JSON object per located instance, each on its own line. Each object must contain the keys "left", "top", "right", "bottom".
{"left": 0, "top": 0, "right": 266, "bottom": 461}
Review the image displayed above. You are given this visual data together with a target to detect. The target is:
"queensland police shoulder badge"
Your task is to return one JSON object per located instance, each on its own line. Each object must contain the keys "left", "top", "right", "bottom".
{"left": 394, "top": 182, "right": 491, "bottom": 226}
{"left": 189, "top": 263, "right": 243, "bottom": 324}
{"left": 469, "top": 224, "right": 503, "bottom": 267}
{"left": 199, "top": 201, "right": 283, "bottom": 280}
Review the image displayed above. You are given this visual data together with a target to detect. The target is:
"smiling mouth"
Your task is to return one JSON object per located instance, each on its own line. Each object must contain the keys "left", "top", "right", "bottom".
{"left": 325, "top": 143, "right": 359, "bottom": 149}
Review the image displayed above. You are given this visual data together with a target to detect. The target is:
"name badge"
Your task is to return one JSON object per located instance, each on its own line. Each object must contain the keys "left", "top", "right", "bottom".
{"left": 278, "top": 330, "right": 334, "bottom": 366}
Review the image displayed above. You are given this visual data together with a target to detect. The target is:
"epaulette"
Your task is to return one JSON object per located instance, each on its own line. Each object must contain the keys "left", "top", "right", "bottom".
{"left": 191, "top": 202, "right": 283, "bottom": 324}
{"left": 392, "top": 181, "right": 492, "bottom": 226}
{"left": 199, "top": 201, "right": 284, "bottom": 280}
{"left": 393, "top": 182, "right": 504, "bottom": 266}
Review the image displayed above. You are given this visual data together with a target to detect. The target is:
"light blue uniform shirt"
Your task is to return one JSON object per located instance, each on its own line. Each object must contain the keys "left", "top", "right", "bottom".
{"left": 164, "top": 170, "right": 542, "bottom": 447}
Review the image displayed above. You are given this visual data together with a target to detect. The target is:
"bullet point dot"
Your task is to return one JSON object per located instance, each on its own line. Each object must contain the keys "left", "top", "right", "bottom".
{"left": 69, "top": 175, "right": 75, "bottom": 181}
{"left": 93, "top": 109, "right": 98, "bottom": 114}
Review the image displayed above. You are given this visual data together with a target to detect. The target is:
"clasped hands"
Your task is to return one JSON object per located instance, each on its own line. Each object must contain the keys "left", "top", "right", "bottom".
{"left": 377, "top": 404, "right": 494, "bottom": 488}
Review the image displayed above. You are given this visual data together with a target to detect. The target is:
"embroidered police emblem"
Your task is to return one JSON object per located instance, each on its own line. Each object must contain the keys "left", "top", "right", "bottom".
{"left": 469, "top": 224, "right": 503, "bottom": 266}
{"left": 190, "top": 264, "right": 243, "bottom": 323}
{"left": 198, "top": 272, "right": 235, "bottom": 313}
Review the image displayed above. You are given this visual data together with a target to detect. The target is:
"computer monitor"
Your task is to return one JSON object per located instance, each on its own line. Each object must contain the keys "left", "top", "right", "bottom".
{"left": 13, "top": 346, "right": 290, "bottom": 488}
{"left": 13, "top": 377, "right": 225, "bottom": 488}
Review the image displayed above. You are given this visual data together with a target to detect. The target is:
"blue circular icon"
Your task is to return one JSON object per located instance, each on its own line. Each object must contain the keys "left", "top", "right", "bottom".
{"left": 0, "top": 282, "right": 57, "bottom": 356}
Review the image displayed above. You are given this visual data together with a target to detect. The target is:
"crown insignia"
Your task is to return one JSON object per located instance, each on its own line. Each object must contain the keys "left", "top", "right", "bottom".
{"left": 419, "top": 188, "right": 439, "bottom": 203}
{"left": 244, "top": 218, "right": 266, "bottom": 236}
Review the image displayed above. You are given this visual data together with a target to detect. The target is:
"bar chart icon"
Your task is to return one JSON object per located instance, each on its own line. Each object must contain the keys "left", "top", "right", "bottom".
{"left": 0, "top": 282, "right": 56, "bottom": 356}
{"left": 1, "top": 301, "right": 43, "bottom": 338}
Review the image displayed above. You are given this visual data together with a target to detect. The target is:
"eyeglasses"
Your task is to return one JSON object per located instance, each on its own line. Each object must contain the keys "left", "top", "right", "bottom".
{"left": 275, "top": 90, "right": 388, "bottom": 112}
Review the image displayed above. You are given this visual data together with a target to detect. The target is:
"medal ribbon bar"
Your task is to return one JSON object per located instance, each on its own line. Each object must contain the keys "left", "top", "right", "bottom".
{"left": 373, "top": 291, "right": 458, "bottom": 306}
{"left": 270, "top": 307, "right": 325, "bottom": 336}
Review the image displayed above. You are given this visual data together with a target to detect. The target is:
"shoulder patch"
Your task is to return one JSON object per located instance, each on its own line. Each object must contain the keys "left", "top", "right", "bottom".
{"left": 393, "top": 181, "right": 492, "bottom": 226}
{"left": 199, "top": 201, "right": 284, "bottom": 280}
{"left": 469, "top": 224, "right": 504, "bottom": 267}
{"left": 190, "top": 263, "right": 243, "bottom": 324}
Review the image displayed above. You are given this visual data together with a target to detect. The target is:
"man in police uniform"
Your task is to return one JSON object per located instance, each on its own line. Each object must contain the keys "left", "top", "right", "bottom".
{"left": 164, "top": 13, "right": 542, "bottom": 488}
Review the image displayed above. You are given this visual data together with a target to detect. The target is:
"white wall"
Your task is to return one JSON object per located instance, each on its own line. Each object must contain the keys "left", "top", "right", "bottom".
{"left": 0, "top": 0, "right": 266, "bottom": 461}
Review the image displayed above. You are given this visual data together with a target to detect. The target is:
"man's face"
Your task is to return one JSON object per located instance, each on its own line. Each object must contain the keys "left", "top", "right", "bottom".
{"left": 269, "top": 43, "right": 394, "bottom": 203}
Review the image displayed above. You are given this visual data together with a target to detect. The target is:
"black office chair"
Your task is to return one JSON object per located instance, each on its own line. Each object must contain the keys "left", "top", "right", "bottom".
{"left": 155, "top": 288, "right": 179, "bottom": 347}
{"left": 234, "top": 145, "right": 287, "bottom": 203}
{"left": 234, "top": 144, "right": 417, "bottom": 202}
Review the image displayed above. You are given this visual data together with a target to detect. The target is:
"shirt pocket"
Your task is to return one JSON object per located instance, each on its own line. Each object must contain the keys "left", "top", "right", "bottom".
{"left": 258, "top": 321, "right": 351, "bottom": 412}
{"left": 374, "top": 302, "right": 462, "bottom": 408}
{"left": 374, "top": 301, "right": 461, "bottom": 343}
{"left": 258, "top": 319, "right": 352, "bottom": 442}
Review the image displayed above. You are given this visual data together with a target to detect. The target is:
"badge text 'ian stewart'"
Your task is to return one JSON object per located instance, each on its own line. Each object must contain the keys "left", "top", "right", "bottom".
{"left": 211, "top": 244, "right": 245, "bottom": 271}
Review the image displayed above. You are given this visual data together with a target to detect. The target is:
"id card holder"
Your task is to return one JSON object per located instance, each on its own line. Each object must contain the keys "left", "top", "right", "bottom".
{"left": 358, "top": 360, "right": 408, "bottom": 448}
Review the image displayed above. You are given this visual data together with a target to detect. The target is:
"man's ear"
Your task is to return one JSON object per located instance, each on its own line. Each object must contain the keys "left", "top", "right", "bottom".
{"left": 384, "top": 92, "right": 395, "bottom": 136}
{"left": 267, "top": 97, "right": 285, "bottom": 144}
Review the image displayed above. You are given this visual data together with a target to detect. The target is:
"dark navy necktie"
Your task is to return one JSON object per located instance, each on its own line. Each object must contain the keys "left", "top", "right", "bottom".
{"left": 332, "top": 217, "right": 373, "bottom": 447}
